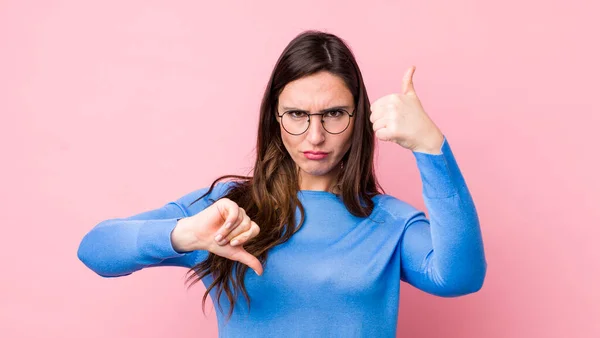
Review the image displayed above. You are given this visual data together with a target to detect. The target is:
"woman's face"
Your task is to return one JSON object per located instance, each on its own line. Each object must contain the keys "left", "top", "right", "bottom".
{"left": 276, "top": 71, "right": 355, "bottom": 191}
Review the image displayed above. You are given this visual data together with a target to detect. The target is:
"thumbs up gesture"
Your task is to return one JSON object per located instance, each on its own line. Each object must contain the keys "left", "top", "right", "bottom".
{"left": 369, "top": 66, "right": 444, "bottom": 154}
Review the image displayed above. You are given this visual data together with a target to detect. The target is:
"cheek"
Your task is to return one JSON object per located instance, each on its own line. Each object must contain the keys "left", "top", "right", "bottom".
{"left": 339, "top": 129, "right": 354, "bottom": 152}
{"left": 279, "top": 127, "right": 297, "bottom": 153}
{"left": 340, "top": 137, "right": 352, "bottom": 155}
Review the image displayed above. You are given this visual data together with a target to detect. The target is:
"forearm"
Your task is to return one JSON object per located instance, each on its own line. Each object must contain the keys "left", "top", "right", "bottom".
{"left": 77, "top": 217, "right": 188, "bottom": 277}
{"left": 402, "top": 136, "right": 487, "bottom": 296}
{"left": 77, "top": 202, "right": 194, "bottom": 277}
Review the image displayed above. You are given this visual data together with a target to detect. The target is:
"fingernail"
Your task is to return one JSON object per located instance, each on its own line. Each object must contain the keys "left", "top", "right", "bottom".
{"left": 253, "top": 269, "right": 261, "bottom": 276}
{"left": 230, "top": 240, "right": 239, "bottom": 246}
{"left": 224, "top": 222, "right": 232, "bottom": 229}
{"left": 214, "top": 234, "right": 223, "bottom": 242}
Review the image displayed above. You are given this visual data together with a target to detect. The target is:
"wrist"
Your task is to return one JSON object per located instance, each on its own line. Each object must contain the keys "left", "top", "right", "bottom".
{"left": 412, "top": 130, "right": 444, "bottom": 154}
{"left": 171, "top": 218, "right": 198, "bottom": 253}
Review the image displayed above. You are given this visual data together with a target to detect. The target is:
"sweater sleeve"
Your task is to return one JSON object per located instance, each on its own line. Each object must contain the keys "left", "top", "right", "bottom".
{"left": 399, "top": 136, "right": 487, "bottom": 297}
{"left": 77, "top": 186, "right": 216, "bottom": 277}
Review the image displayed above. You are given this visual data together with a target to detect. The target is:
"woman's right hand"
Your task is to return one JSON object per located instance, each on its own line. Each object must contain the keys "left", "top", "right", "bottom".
{"left": 170, "top": 198, "right": 263, "bottom": 275}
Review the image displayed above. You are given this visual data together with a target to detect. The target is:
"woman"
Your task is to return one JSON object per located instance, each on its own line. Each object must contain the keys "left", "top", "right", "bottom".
{"left": 78, "top": 30, "right": 487, "bottom": 337}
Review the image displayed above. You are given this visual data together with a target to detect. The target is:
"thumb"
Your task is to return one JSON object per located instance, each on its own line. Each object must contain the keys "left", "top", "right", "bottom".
{"left": 402, "top": 66, "right": 416, "bottom": 95}
{"left": 230, "top": 248, "right": 264, "bottom": 276}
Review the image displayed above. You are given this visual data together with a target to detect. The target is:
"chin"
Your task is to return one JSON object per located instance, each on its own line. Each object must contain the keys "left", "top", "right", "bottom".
{"left": 299, "top": 161, "right": 336, "bottom": 176}
{"left": 301, "top": 168, "right": 330, "bottom": 176}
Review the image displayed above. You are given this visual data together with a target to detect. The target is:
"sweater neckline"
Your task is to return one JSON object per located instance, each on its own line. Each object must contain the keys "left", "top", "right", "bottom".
{"left": 297, "top": 190, "right": 340, "bottom": 198}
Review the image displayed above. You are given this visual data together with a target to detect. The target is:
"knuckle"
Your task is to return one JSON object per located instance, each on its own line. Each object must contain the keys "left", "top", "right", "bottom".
{"left": 239, "top": 219, "right": 251, "bottom": 231}
{"left": 225, "top": 199, "right": 237, "bottom": 210}
{"left": 233, "top": 234, "right": 247, "bottom": 245}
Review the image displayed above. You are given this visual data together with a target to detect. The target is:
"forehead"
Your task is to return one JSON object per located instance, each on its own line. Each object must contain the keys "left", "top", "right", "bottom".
{"left": 278, "top": 71, "right": 353, "bottom": 108}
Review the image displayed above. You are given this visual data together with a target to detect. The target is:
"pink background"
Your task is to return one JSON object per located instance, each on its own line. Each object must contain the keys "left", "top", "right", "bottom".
{"left": 2, "top": 0, "right": 599, "bottom": 337}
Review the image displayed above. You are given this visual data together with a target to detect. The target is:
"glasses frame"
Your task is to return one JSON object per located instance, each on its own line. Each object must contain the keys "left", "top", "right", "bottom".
{"left": 276, "top": 108, "right": 356, "bottom": 135}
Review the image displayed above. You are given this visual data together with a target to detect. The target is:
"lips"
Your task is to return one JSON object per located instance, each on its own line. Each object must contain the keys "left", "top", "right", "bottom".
{"left": 303, "top": 151, "right": 329, "bottom": 160}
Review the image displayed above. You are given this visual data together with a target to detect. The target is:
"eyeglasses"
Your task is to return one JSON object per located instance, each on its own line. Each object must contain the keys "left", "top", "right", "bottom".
{"left": 277, "top": 109, "right": 355, "bottom": 135}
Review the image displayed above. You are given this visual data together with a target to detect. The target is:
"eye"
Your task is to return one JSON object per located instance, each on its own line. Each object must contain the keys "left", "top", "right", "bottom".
{"left": 325, "top": 110, "right": 344, "bottom": 118}
{"left": 288, "top": 111, "right": 308, "bottom": 119}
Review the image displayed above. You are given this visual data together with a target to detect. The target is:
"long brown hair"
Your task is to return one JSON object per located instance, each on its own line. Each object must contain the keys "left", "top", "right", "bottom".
{"left": 185, "top": 30, "right": 383, "bottom": 320}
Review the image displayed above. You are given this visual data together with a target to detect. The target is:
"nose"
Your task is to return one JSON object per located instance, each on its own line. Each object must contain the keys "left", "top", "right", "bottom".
{"left": 305, "top": 114, "right": 326, "bottom": 145}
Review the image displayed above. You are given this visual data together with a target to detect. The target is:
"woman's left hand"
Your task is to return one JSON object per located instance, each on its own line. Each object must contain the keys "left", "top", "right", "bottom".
{"left": 369, "top": 66, "right": 444, "bottom": 154}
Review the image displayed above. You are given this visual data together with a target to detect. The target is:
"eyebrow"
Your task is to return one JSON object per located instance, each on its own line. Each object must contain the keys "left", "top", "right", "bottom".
{"left": 281, "top": 105, "right": 351, "bottom": 113}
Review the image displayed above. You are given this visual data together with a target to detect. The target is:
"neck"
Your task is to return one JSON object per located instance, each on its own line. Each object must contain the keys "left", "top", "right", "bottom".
{"left": 297, "top": 166, "right": 342, "bottom": 193}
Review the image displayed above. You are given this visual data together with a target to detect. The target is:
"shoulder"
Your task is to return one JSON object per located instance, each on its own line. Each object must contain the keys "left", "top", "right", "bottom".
{"left": 372, "top": 193, "right": 424, "bottom": 223}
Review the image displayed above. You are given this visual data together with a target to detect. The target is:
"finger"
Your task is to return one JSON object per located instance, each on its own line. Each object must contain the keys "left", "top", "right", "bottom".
{"left": 221, "top": 215, "right": 252, "bottom": 245}
{"left": 230, "top": 222, "right": 260, "bottom": 247}
{"left": 216, "top": 207, "right": 246, "bottom": 245}
{"left": 372, "top": 118, "right": 388, "bottom": 132}
{"left": 213, "top": 201, "right": 240, "bottom": 243}
{"left": 231, "top": 249, "right": 264, "bottom": 276}
{"left": 218, "top": 199, "right": 240, "bottom": 230}
{"left": 369, "top": 105, "right": 384, "bottom": 123}
{"left": 368, "top": 101, "right": 378, "bottom": 123}
{"left": 375, "top": 128, "right": 395, "bottom": 142}
{"left": 402, "top": 66, "right": 416, "bottom": 95}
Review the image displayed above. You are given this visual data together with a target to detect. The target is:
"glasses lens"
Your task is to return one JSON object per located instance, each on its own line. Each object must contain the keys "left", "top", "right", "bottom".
{"left": 280, "top": 110, "right": 351, "bottom": 135}
{"left": 281, "top": 112, "right": 309, "bottom": 134}
{"left": 322, "top": 111, "right": 350, "bottom": 134}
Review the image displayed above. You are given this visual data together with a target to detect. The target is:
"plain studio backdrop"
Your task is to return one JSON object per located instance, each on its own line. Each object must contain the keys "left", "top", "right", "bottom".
{"left": 1, "top": 1, "right": 598, "bottom": 337}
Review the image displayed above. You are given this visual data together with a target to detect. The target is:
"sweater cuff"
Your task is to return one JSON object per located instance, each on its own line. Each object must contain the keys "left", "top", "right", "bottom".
{"left": 412, "top": 136, "right": 466, "bottom": 199}
{"left": 137, "top": 218, "right": 186, "bottom": 260}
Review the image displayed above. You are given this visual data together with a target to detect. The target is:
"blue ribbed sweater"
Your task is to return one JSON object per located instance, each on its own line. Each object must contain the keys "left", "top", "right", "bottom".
{"left": 77, "top": 136, "right": 487, "bottom": 337}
